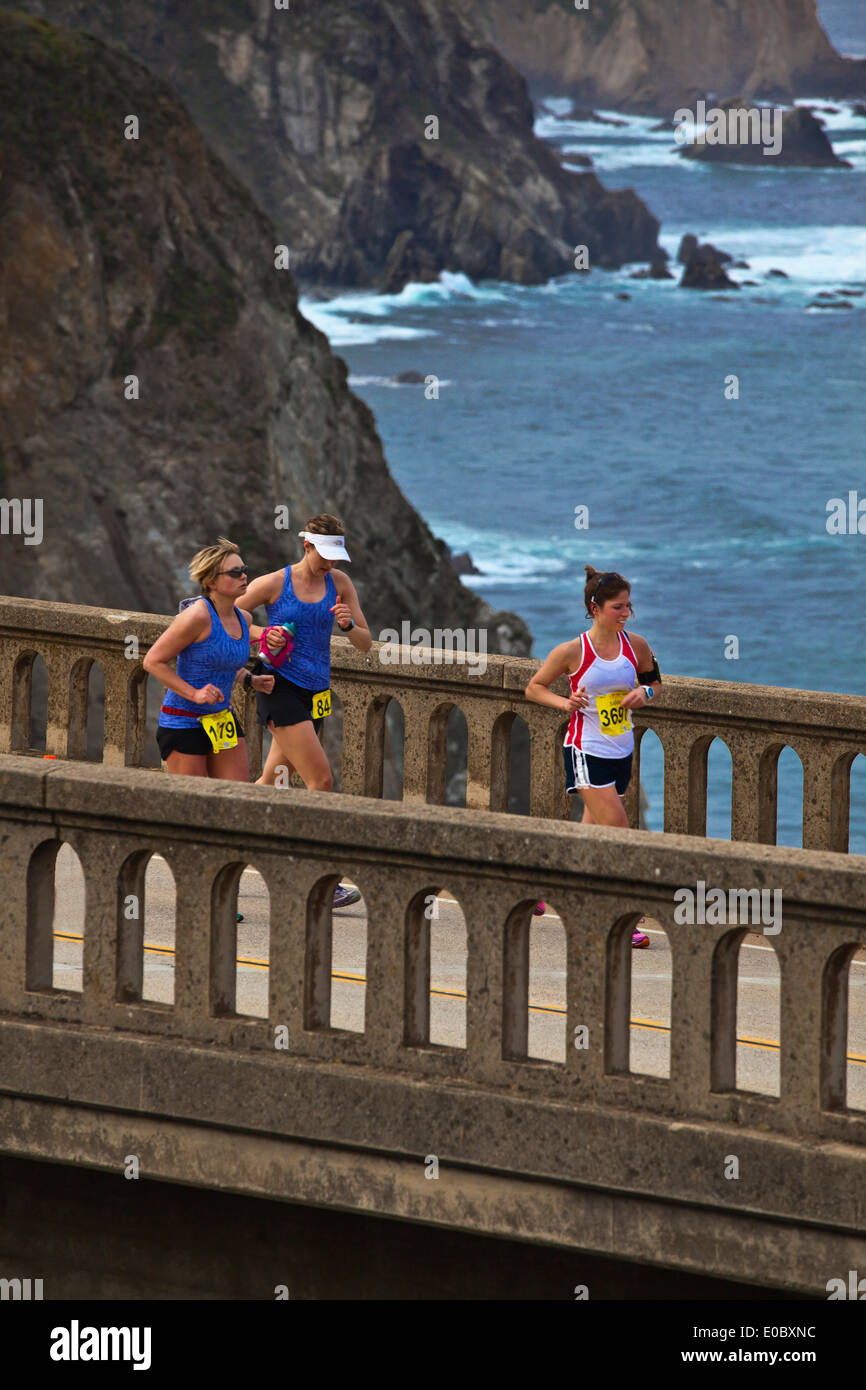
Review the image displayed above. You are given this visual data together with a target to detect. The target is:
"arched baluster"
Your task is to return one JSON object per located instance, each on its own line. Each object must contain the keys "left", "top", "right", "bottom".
{"left": 400, "top": 694, "right": 437, "bottom": 803}
{"left": 797, "top": 741, "right": 850, "bottom": 851}
{"left": 528, "top": 714, "right": 566, "bottom": 820}
{"left": 102, "top": 656, "right": 132, "bottom": 766}
{"left": 45, "top": 652, "right": 79, "bottom": 759}
{"left": 8, "top": 649, "right": 36, "bottom": 751}
{"left": 360, "top": 866, "right": 405, "bottom": 1060}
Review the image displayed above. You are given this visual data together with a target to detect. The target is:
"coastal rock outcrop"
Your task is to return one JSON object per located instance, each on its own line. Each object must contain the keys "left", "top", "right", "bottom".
{"left": 0, "top": 12, "right": 531, "bottom": 652}
{"left": 15, "top": 0, "right": 662, "bottom": 289}
{"left": 677, "top": 235, "right": 734, "bottom": 266}
{"left": 679, "top": 245, "right": 741, "bottom": 292}
{"left": 453, "top": 0, "right": 866, "bottom": 113}
{"left": 679, "top": 101, "right": 852, "bottom": 168}
{"left": 629, "top": 261, "right": 674, "bottom": 281}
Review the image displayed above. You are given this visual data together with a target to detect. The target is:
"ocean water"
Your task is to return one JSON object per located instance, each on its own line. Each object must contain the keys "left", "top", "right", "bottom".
{"left": 300, "top": 16, "right": 866, "bottom": 847}
{"left": 818, "top": 0, "right": 866, "bottom": 56}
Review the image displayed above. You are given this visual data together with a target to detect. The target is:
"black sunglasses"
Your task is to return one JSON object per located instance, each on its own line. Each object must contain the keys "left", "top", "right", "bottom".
{"left": 219, "top": 565, "right": 249, "bottom": 579}
{"left": 592, "top": 571, "right": 618, "bottom": 602}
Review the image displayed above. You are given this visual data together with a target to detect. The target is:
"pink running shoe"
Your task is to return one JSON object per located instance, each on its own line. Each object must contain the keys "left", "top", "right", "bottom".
{"left": 632, "top": 916, "right": 650, "bottom": 949}
{"left": 533, "top": 902, "right": 546, "bottom": 916}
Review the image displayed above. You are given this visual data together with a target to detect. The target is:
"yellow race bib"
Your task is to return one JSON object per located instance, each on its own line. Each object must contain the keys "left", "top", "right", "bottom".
{"left": 595, "top": 690, "right": 632, "bottom": 736}
{"left": 200, "top": 710, "right": 238, "bottom": 752}
{"left": 312, "top": 688, "right": 332, "bottom": 719}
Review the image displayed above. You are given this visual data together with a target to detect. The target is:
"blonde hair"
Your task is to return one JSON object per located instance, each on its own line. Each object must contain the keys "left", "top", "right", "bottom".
{"left": 189, "top": 537, "right": 240, "bottom": 593}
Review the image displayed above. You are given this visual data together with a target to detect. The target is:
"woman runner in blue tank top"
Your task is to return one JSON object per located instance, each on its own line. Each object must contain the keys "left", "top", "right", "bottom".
{"left": 238, "top": 513, "right": 372, "bottom": 793}
{"left": 239, "top": 514, "right": 373, "bottom": 912}
{"left": 143, "top": 539, "right": 281, "bottom": 779}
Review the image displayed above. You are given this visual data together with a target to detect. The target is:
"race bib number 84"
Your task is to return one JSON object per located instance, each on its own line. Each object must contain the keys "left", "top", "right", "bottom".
{"left": 312, "top": 689, "right": 332, "bottom": 719}
{"left": 595, "top": 690, "right": 632, "bottom": 736}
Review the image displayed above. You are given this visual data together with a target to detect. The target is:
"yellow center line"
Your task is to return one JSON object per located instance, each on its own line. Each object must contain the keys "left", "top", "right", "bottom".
{"left": 51, "top": 932, "right": 866, "bottom": 1064}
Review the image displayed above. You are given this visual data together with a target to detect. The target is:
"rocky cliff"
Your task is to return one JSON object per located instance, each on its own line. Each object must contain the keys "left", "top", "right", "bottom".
{"left": 454, "top": 0, "right": 866, "bottom": 112}
{"left": 0, "top": 11, "right": 530, "bottom": 651}
{"left": 10, "top": 0, "right": 661, "bottom": 287}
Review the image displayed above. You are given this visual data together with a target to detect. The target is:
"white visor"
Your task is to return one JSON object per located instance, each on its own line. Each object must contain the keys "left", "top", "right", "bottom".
{"left": 299, "top": 530, "right": 351, "bottom": 562}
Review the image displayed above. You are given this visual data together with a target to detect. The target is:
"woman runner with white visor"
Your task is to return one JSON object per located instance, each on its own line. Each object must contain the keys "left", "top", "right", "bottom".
{"left": 524, "top": 566, "right": 661, "bottom": 949}
{"left": 238, "top": 514, "right": 372, "bottom": 911}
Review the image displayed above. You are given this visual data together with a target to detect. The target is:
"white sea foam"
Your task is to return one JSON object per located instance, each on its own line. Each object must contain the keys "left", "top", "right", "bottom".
{"left": 347, "top": 375, "right": 453, "bottom": 389}
{"left": 368, "top": 270, "right": 507, "bottom": 307}
{"left": 536, "top": 97, "right": 572, "bottom": 119}
{"left": 793, "top": 98, "right": 866, "bottom": 132}
{"left": 833, "top": 138, "right": 866, "bottom": 160}
{"left": 563, "top": 143, "right": 683, "bottom": 173}
{"left": 299, "top": 271, "right": 510, "bottom": 343}
{"left": 535, "top": 107, "right": 671, "bottom": 144}
{"left": 427, "top": 526, "right": 573, "bottom": 588}
{"left": 549, "top": 94, "right": 866, "bottom": 173}
{"left": 657, "top": 223, "right": 866, "bottom": 289}
{"left": 297, "top": 301, "right": 433, "bottom": 346}
{"left": 441, "top": 526, "right": 831, "bottom": 594}
{"left": 429, "top": 527, "right": 820, "bottom": 589}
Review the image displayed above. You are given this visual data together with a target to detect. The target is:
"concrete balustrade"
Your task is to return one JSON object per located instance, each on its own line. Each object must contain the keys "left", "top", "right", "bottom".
{"left": 1, "top": 596, "right": 864, "bottom": 849}
{"left": 3, "top": 752, "right": 866, "bottom": 1290}
{"left": 1, "top": 754, "right": 865, "bottom": 1146}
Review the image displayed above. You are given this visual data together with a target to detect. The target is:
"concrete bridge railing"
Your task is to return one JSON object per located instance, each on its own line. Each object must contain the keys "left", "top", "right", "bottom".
{"left": 0, "top": 595, "right": 864, "bottom": 849}
{"left": 1, "top": 754, "right": 866, "bottom": 1290}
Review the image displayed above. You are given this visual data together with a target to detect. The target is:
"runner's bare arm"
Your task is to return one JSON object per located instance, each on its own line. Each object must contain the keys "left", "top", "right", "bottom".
{"left": 237, "top": 570, "right": 287, "bottom": 647}
{"left": 620, "top": 632, "right": 661, "bottom": 709}
{"left": 237, "top": 570, "right": 283, "bottom": 616}
{"left": 524, "top": 641, "right": 587, "bottom": 712}
{"left": 142, "top": 603, "right": 219, "bottom": 703}
{"left": 331, "top": 570, "right": 373, "bottom": 653}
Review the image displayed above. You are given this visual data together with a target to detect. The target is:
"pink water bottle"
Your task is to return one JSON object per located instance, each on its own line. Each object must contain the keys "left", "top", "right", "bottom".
{"left": 259, "top": 622, "right": 296, "bottom": 669}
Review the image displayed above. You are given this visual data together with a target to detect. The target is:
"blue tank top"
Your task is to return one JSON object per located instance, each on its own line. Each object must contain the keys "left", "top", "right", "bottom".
{"left": 159, "top": 598, "right": 250, "bottom": 727}
{"left": 265, "top": 567, "right": 336, "bottom": 691}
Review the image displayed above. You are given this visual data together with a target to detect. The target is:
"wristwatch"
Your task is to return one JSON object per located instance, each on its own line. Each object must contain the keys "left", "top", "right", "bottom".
{"left": 643, "top": 685, "right": 655, "bottom": 700}
{"left": 339, "top": 619, "right": 355, "bottom": 632}
{"left": 243, "top": 672, "right": 253, "bottom": 691}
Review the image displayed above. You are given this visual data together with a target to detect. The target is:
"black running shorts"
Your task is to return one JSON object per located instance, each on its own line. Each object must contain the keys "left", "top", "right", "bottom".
{"left": 255, "top": 670, "right": 321, "bottom": 730}
{"left": 157, "top": 710, "right": 245, "bottom": 760}
{"left": 563, "top": 746, "right": 633, "bottom": 796}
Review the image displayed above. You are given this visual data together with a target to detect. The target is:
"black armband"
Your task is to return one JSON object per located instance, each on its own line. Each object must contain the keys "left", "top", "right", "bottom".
{"left": 637, "top": 651, "right": 661, "bottom": 684}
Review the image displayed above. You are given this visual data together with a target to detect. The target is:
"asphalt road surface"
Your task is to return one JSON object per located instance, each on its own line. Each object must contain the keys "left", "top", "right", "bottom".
{"left": 50, "top": 845, "right": 866, "bottom": 1108}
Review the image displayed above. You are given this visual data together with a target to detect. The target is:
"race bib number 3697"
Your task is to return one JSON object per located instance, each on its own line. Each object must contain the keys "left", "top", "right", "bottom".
{"left": 595, "top": 690, "right": 632, "bottom": 736}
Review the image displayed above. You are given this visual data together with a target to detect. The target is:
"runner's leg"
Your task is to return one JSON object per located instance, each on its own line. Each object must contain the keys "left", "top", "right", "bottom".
{"left": 264, "top": 719, "right": 333, "bottom": 791}
{"left": 257, "top": 734, "right": 296, "bottom": 786}
{"left": 164, "top": 751, "right": 209, "bottom": 777}
{"left": 206, "top": 737, "right": 251, "bottom": 782}
{"left": 578, "top": 782, "right": 646, "bottom": 943}
{"left": 577, "top": 783, "right": 628, "bottom": 827}
{"left": 580, "top": 794, "right": 628, "bottom": 826}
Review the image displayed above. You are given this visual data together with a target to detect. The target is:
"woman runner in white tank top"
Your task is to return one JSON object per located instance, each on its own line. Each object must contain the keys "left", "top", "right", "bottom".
{"left": 525, "top": 566, "right": 661, "bottom": 947}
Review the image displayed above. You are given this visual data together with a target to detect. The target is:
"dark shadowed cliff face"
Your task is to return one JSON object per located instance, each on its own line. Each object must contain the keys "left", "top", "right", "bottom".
{"left": 0, "top": 11, "right": 530, "bottom": 651}
{"left": 11, "top": 0, "right": 662, "bottom": 286}
{"left": 454, "top": 0, "right": 866, "bottom": 111}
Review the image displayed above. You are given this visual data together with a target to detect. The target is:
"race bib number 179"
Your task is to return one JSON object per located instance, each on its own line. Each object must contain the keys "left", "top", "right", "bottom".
{"left": 200, "top": 711, "right": 238, "bottom": 752}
